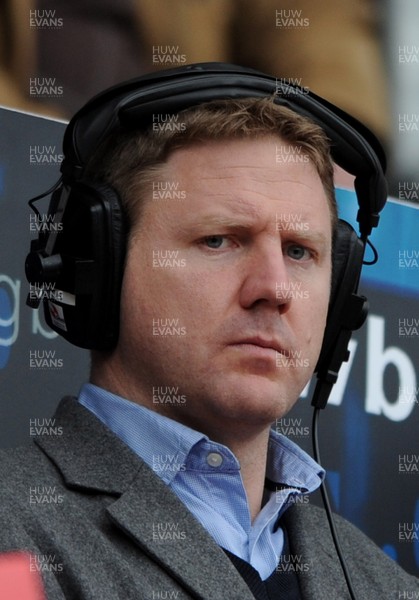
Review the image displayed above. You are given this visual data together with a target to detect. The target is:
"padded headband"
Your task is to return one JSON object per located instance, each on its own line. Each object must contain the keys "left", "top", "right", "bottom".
{"left": 61, "top": 63, "right": 388, "bottom": 238}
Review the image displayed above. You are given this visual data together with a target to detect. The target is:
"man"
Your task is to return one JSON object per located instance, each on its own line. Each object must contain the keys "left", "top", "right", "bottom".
{"left": 1, "top": 66, "right": 418, "bottom": 599}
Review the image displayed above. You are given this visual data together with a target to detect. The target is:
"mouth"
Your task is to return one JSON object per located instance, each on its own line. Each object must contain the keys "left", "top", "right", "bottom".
{"left": 230, "top": 337, "right": 286, "bottom": 356}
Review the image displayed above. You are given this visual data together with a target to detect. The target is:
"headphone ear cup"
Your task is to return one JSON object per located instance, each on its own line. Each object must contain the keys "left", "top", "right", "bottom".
{"left": 42, "top": 181, "right": 127, "bottom": 350}
{"left": 315, "top": 219, "right": 366, "bottom": 376}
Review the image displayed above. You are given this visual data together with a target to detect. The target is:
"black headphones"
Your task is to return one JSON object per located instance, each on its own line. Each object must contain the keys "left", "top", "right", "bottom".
{"left": 25, "top": 62, "right": 388, "bottom": 408}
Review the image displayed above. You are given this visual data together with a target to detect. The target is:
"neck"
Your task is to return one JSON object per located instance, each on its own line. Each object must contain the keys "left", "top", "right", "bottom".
{"left": 91, "top": 361, "right": 272, "bottom": 522}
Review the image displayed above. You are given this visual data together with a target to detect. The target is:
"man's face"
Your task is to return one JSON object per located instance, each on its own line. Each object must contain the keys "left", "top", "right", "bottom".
{"left": 115, "top": 137, "right": 332, "bottom": 438}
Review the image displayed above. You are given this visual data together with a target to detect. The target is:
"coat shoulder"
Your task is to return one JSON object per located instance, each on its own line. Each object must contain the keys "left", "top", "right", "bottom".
{"left": 285, "top": 503, "right": 419, "bottom": 598}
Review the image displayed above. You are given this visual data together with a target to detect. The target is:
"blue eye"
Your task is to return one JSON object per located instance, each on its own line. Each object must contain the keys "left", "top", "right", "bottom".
{"left": 286, "top": 245, "right": 310, "bottom": 260}
{"left": 204, "top": 235, "right": 225, "bottom": 249}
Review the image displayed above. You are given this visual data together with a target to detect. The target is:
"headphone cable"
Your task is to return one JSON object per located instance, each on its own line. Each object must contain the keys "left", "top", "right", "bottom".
{"left": 312, "top": 407, "right": 358, "bottom": 600}
{"left": 28, "top": 177, "right": 63, "bottom": 220}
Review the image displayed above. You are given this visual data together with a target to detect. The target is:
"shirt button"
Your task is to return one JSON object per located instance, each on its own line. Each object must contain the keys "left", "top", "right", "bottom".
{"left": 207, "top": 452, "right": 223, "bottom": 468}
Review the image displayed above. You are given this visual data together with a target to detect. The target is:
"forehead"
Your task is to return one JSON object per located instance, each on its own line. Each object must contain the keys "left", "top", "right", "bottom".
{"left": 142, "top": 137, "right": 332, "bottom": 229}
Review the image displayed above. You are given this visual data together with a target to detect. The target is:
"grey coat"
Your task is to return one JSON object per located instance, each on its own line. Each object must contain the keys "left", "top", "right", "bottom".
{"left": 0, "top": 397, "right": 417, "bottom": 599}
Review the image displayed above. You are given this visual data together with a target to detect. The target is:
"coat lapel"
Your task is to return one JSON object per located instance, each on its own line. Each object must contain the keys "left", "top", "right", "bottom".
{"left": 283, "top": 503, "right": 349, "bottom": 598}
{"left": 107, "top": 464, "right": 255, "bottom": 600}
{"left": 36, "top": 397, "right": 255, "bottom": 600}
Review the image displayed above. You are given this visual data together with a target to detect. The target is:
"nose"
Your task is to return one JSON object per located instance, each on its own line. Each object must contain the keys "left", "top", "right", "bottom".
{"left": 239, "top": 240, "right": 293, "bottom": 313}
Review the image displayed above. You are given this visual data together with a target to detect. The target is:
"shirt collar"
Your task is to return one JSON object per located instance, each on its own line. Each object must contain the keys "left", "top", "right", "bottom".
{"left": 78, "top": 383, "right": 324, "bottom": 490}
{"left": 79, "top": 383, "right": 209, "bottom": 483}
{"left": 266, "top": 431, "right": 324, "bottom": 492}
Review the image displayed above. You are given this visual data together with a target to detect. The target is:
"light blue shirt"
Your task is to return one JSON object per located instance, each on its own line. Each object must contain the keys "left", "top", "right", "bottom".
{"left": 79, "top": 383, "right": 324, "bottom": 580}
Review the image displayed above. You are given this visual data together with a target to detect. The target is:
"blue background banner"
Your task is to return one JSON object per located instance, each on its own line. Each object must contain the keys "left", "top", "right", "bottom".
{"left": 337, "top": 188, "right": 419, "bottom": 297}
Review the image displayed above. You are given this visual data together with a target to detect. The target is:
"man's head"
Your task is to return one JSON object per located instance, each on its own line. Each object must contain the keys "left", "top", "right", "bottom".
{"left": 85, "top": 98, "right": 337, "bottom": 232}
{"left": 88, "top": 98, "right": 335, "bottom": 441}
